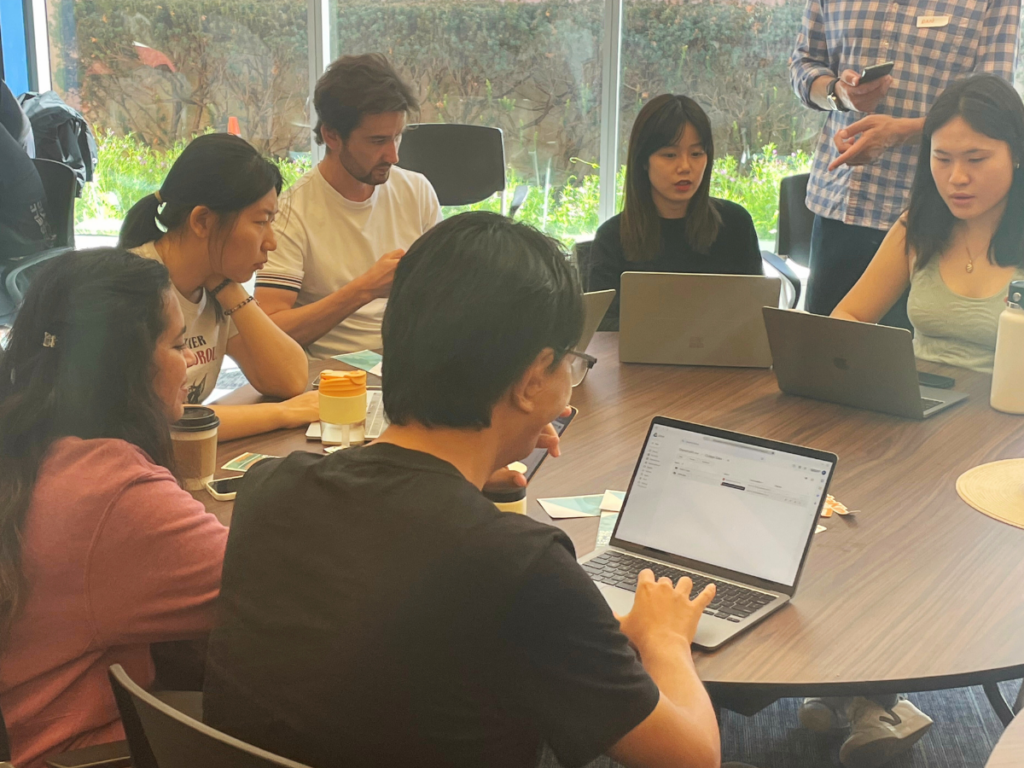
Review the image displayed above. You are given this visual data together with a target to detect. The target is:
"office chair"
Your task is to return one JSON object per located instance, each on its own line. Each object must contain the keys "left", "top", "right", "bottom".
{"left": 108, "top": 665, "right": 315, "bottom": 768}
{"left": 397, "top": 124, "right": 528, "bottom": 217}
{"left": 775, "top": 173, "right": 812, "bottom": 268}
{"left": 3, "top": 158, "right": 78, "bottom": 309}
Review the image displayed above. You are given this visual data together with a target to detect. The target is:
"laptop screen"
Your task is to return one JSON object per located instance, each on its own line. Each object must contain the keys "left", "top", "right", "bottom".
{"left": 614, "top": 422, "right": 833, "bottom": 587}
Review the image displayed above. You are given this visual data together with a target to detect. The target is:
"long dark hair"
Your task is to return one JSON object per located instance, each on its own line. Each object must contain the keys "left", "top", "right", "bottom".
{"left": 119, "top": 133, "right": 283, "bottom": 250}
{"left": 0, "top": 248, "right": 174, "bottom": 639}
{"left": 906, "top": 74, "right": 1024, "bottom": 269}
{"left": 620, "top": 94, "right": 721, "bottom": 262}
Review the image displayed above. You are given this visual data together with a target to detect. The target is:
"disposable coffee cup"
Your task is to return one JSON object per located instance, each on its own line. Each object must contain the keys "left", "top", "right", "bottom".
{"left": 484, "top": 486, "right": 528, "bottom": 515}
{"left": 170, "top": 406, "right": 220, "bottom": 491}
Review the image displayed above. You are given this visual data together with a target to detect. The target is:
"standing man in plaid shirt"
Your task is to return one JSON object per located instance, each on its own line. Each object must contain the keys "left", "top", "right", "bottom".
{"left": 790, "top": 0, "right": 1019, "bottom": 329}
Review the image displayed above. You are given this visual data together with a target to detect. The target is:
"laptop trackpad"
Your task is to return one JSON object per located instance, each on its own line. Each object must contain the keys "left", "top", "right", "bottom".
{"left": 599, "top": 584, "right": 636, "bottom": 615}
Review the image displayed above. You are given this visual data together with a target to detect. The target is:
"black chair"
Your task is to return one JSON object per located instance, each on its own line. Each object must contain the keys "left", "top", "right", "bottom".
{"left": 572, "top": 239, "right": 594, "bottom": 291}
{"left": 397, "top": 124, "right": 528, "bottom": 217}
{"left": 2, "top": 158, "right": 78, "bottom": 309}
{"left": 775, "top": 173, "right": 813, "bottom": 268}
{"left": 108, "top": 665, "right": 314, "bottom": 768}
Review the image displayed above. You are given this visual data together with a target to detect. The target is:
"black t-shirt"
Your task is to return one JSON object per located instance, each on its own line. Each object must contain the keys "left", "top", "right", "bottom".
{"left": 589, "top": 198, "right": 763, "bottom": 330}
{"left": 203, "top": 444, "right": 659, "bottom": 768}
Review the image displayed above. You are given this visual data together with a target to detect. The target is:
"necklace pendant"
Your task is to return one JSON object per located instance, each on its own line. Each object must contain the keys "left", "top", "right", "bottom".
{"left": 966, "top": 261, "right": 974, "bottom": 273}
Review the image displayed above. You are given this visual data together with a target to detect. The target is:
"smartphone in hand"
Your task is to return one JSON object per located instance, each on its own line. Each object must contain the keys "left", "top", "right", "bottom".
{"left": 860, "top": 61, "right": 894, "bottom": 83}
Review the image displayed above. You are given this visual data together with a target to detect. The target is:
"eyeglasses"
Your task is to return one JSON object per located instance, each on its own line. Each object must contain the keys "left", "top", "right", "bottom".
{"left": 566, "top": 349, "right": 597, "bottom": 387}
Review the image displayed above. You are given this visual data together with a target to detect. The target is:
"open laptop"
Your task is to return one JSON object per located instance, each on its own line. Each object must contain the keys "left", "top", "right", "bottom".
{"left": 578, "top": 289, "right": 615, "bottom": 352}
{"left": 619, "top": 273, "right": 781, "bottom": 367}
{"left": 580, "top": 417, "right": 836, "bottom": 650}
{"left": 762, "top": 308, "right": 969, "bottom": 419}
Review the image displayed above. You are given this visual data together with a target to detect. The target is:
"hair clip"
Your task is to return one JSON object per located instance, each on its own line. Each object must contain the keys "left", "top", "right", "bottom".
{"left": 42, "top": 332, "right": 57, "bottom": 348}
{"left": 155, "top": 201, "right": 169, "bottom": 233}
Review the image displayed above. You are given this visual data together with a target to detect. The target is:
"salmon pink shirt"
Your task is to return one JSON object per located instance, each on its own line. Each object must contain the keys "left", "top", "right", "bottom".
{"left": 0, "top": 437, "right": 227, "bottom": 768}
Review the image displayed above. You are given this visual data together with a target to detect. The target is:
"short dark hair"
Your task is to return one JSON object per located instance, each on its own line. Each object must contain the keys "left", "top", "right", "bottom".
{"left": 621, "top": 94, "right": 721, "bottom": 261}
{"left": 382, "top": 212, "right": 584, "bottom": 428}
{"left": 314, "top": 53, "right": 419, "bottom": 144}
{"left": 906, "top": 74, "right": 1024, "bottom": 269}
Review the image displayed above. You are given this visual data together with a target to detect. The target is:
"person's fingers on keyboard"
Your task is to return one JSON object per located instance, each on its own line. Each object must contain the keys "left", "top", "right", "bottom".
{"left": 674, "top": 576, "right": 693, "bottom": 595}
{"left": 692, "top": 583, "right": 716, "bottom": 613}
{"left": 637, "top": 568, "right": 655, "bottom": 586}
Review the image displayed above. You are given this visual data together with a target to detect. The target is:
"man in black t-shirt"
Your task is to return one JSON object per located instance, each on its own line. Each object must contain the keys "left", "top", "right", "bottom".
{"left": 204, "top": 212, "right": 731, "bottom": 768}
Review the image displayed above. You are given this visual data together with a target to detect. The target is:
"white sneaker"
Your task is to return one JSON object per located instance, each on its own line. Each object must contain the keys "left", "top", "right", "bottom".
{"left": 839, "top": 698, "right": 933, "bottom": 768}
{"left": 798, "top": 697, "right": 846, "bottom": 732}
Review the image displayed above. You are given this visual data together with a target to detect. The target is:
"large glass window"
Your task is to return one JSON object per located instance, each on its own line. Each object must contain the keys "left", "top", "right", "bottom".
{"left": 621, "top": 0, "right": 816, "bottom": 247}
{"left": 44, "top": 0, "right": 311, "bottom": 236}
{"left": 328, "top": 0, "right": 605, "bottom": 242}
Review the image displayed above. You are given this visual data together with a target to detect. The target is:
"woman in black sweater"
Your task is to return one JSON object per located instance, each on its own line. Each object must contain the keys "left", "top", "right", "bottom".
{"left": 590, "top": 94, "right": 762, "bottom": 330}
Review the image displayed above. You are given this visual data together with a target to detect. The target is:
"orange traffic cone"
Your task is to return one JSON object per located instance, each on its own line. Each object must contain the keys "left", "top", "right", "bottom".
{"left": 227, "top": 116, "right": 241, "bottom": 136}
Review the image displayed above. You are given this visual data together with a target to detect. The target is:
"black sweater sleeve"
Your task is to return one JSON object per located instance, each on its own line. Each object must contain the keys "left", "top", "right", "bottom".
{"left": 715, "top": 199, "right": 763, "bottom": 276}
{"left": 589, "top": 215, "right": 626, "bottom": 331}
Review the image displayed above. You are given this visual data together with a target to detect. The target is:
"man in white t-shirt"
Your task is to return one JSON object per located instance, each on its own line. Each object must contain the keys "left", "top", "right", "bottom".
{"left": 255, "top": 54, "right": 442, "bottom": 358}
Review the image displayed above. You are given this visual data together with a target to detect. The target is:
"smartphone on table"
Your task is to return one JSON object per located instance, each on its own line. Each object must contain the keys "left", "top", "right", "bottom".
{"left": 860, "top": 61, "right": 894, "bottom": 83}
{"left": 206, "top": 475, "right": 245, "bottom": 501}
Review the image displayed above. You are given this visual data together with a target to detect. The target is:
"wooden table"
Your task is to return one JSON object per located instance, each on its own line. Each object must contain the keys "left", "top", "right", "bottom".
{"left": 987, "top": 712, "right": 1024, "bottom": 767}
{"left": 201, "top": 332, "right": 1024, "bottom": 713}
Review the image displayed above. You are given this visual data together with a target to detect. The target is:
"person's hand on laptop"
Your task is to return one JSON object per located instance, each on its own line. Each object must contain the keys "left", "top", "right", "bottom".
{"left": 617, "top": 571, "right": 717, "bottom": 653}
{"left": 482, "top": 407, "right": 570, "bottom": 492}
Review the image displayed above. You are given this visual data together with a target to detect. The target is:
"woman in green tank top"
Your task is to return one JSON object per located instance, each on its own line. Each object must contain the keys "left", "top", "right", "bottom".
{"left": 832, "top": 74, "right": 1024, "bottom": 373}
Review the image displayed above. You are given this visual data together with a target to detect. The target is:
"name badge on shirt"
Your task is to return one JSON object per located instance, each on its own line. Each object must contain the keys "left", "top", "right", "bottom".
{"left": 917, "top": 14, "right": 951, "bottom": 27}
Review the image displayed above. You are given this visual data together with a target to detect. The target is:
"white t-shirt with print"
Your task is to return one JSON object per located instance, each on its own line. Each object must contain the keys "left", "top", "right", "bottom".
{"left": 134, "top": 241, "right": 239, "bottom": 404}
{"left": 256, "top": 164, "right": 442, "bottom": 359}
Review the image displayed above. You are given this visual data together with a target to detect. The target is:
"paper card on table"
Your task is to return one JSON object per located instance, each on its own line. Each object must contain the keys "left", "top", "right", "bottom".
{"left": 332, "top": 350, "right": 383, "bottom": 374}
{"left": 600, "top": 490, "right": 625, "bottom": 512}
{"left": 816, "top": 524, "right": 826, "bottom": 534}
{"left": 369, "top": 362, "right": 383, "bottom": 377}
{"left": 221, "top": 452, "right": 277, "bottom": 472}
{"left": 538, "top": 494, "right": 605, "bottom": 519}
{"left": 597, "top": 512, "right": 619, "bottom": 548}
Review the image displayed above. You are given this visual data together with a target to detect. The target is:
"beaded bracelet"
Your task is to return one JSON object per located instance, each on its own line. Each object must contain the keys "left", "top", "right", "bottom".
{"left": 209, "top": 278, "right": 232, "bottom": 298}
{"left": 223, "top": 295, "right": 256, "bottom": 316}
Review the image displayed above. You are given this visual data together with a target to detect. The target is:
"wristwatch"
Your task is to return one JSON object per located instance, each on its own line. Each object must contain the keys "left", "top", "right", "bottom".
{"left": 826, "top": 77, "right": 849, "bottom": 112}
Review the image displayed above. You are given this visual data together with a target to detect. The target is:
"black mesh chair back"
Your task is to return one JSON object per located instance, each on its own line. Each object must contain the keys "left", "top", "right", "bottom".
{"left": 107, "top": 666, "right": 314, "bottom": 768}
{"left": 775, "top": 173, "right": 812, "bottom": 267}
{"left": 573, "top": 240, "right": 594, "bottom": 291}
{"left": 397, "top": 124, "right": 505, "bottom": 206}
{"left": 32, "top": 158, "right": 77, "bottom": 248}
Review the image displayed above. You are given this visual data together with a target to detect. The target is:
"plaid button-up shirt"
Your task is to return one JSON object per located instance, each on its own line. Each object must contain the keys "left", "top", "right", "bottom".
{"left": 791, "top": 0, "right": 1019, "bottom": 231}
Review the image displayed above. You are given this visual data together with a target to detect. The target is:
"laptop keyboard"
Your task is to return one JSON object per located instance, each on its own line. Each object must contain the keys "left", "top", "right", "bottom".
{"left": 582, "top": 550, "right": 775, "bottom": 622}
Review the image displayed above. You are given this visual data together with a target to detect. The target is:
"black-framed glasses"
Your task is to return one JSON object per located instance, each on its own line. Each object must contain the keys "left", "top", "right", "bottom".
{"left": 566, "top": 349, "right": 597, "bottom": 387}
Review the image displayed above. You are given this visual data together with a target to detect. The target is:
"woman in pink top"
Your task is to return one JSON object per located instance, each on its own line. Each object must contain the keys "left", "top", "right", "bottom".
{"left": 0, "top": 248, "right": 229, "bottom": 768}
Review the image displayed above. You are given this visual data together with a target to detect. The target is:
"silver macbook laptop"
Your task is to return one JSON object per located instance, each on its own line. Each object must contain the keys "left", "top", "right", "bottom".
{"left": 763, "top": 308, "right": 969, "bottom": 419}
{"left": 306, "top": 389, "right": 388, "bottom": 441}
{"left": 580, "top": 417, "right": 836, "bottom": 651}
{"left": 579, "top": 289, "right": 615, "bottom": 352}
{"left": 619, "top": 273, "right": 782, "bottom": 367}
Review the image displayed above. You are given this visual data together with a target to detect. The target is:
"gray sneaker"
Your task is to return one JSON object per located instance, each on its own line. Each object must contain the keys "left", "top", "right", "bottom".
{"left": 798, "top": 697, "right": 847, "bottom": 732}
{"left": 839, "top": 698, "right": 933, "bottom": 768}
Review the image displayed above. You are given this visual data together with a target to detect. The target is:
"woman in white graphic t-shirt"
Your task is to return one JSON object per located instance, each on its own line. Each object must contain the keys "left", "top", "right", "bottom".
{"left": 120, "top": 133, "right": 317, "bottom": 441}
